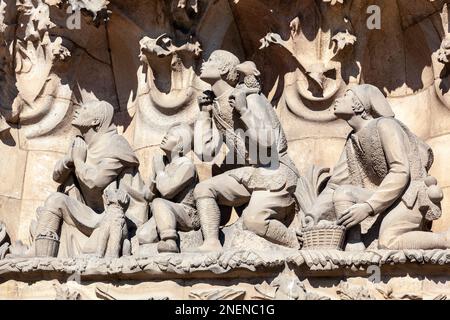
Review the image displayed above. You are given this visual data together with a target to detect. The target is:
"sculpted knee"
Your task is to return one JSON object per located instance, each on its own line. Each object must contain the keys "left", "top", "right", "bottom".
{"left": 151, "top": 198, "right": 169, "bottom": 217}
{"left": 378, "top": 232, "right": 399, "bottom": 250}
{"left": 43, "top": 192, "right": 67, "bottom": 216}
{"left": 242, "top": 208, "right": 267, "bottom": 236}
{"left": 194, "top": 180, "right": 216, "bottom": 199}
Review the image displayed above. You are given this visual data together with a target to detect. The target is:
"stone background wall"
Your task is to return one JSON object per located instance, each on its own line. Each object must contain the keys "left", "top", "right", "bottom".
{"left": 1, "top": 0, "right": 450, "bottom": 245}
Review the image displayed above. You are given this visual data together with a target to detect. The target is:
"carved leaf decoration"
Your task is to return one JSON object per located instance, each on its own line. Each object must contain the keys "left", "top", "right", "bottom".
{"left": 22, "top": 0, "right": 56, "bottom": 40}
{"left": 441, "top": 3, "right": 449, "bottom": 36}
{"left": 337, "top": 282, "right": 375, "bottom": 300}
{"left": 8, "top": 240, "right": 29, "bottom": 256}
{"left": 332, "top": 30, "right": 357, "bottom": 53}
{"left": 322, "top": 0, "right": 344, "bottom": 5}
{"left": 259, "top": 33, "right": 286, "bottom": 50}
{"left": 189, "top": 288, "right": 246, "bottom": 300}
{"left": 294, "top": 166, "right": 331, "bottom": 227}
{"left": 177, "top": 0, "right": 198, "bottom": 13}
{"left": 54, "top": 284, "right": 81, "bottom": 300}
{"left": 254, "top": 281, "right": 277, "bottom": 300}
{"left": 66, "top": 0, "right": 110, "bottom": 17}
{"left": 0, "top": 0, "right": 6, "bottom": 33}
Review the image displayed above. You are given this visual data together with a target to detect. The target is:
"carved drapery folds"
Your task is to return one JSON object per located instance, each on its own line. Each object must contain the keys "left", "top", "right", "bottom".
{"left": 0, "top": 0, "right": 450, "bottom": 300}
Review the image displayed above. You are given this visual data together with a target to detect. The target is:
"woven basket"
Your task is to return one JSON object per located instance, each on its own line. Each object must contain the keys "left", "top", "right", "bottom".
{"left": 35, "top": 231, "right": 60, "bottom": 257}
{"left": 301, "top": 225, "right": 345, "bottom": 250}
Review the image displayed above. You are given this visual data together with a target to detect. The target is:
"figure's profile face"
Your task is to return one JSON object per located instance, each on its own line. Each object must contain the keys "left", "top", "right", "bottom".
{"left": 72, "top": 104, "right": 100, "bottom": 129}
{"left": 160, "top": 129, "right": 180, "bottom": 153}
{"left": 200, "top": 54, "right": 222, "bottom": 83}
{"left": 333, "top": 90, "right": 357, "bottom": 119}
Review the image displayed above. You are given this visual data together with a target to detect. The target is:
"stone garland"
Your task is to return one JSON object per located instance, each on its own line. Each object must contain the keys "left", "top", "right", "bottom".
{"left": 0, "top": 249, "right": 449, "bottom": 278}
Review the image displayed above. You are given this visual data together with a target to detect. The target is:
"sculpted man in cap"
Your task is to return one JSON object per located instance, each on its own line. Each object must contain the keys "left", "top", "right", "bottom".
{"left": 193, "top": 50, "right": 300, "bottom": 252}
{"left": 308, "top": 84, "right": 448, "bottom": 250}
{"left": 31, "top": 100, "right": 149, "bottom": 257}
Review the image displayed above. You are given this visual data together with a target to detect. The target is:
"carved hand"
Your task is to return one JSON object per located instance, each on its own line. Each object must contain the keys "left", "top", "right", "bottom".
{"left": 229, "top": 90, "right": 248, "bottom": 114}
{"left": 71, "top": 136, "right": 88, "bottom": 164}
{"left": 337, "top": 203, "right": 373, "bottom": 229}
{"left": 198, "top": 90, "right": 214, "bottom": 112}
{"left": 152, "top": 153, "right": 166, "bottom": 176}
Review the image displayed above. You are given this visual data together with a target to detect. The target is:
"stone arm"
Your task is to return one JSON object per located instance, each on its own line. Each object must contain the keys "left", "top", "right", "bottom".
{"left": 194, "top": 110, "right": 223, "bottom": 161}
{"left": 239, "top": 94, "right": 275, "bottom": 149}
{"left": 364, "top": 119, "right": 410, "bottom": 215}
{"left": 74, "top": 158, "right": 124, "bottom": 190}
{"left": 53, "top": 156, "right": 74, "bottom": 184}
{"left": 155, "top": 163, "right": 196, "bottom": 200}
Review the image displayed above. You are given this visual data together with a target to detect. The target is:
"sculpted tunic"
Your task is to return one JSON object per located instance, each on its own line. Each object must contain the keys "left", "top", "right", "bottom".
{"left": 312, "top": 117, "right": 439, "bottom": 222}
{"left": 50, "top": 127, "right": 148, "bottom": 257}
{"left": 195, "top": 91, "right": 299, "bottom": 194}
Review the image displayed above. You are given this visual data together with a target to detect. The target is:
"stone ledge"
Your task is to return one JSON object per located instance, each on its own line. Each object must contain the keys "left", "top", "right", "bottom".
{"left": 1, "top": 249, "right": 449, "bottom": 282}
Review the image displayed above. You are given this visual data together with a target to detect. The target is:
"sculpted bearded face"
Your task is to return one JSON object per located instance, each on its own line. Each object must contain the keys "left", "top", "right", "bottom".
{"left": 72, "top": 103, "right": 101, "bottom": 129}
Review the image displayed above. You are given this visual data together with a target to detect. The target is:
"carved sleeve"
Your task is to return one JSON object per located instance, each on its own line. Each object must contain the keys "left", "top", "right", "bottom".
{"left": 52, "top": 156, "right": 73, "bottom": 184}
{"left": 194, "top": 110, "right": 222, "bottom": 160}
{"left": 74, "top": 158, "right": 124, "bottom": 190}
{"left": 155, "top": 162, "right": 196, "bottom": 200}
{"left": 239, "top": 94, "right": 275, "bottom": 149}
{"left": 365, "top": 119, "right": 410, "bottom": 215}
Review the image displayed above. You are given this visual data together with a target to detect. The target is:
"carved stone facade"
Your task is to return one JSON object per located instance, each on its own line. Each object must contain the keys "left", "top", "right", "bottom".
{"left": 1, "top": 0, "right": 450, "bottom": 300}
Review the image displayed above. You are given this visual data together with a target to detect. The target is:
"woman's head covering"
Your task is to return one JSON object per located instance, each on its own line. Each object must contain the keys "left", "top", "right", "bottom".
{"left": 348, "top": 84, "right": 395, "bottom": 118}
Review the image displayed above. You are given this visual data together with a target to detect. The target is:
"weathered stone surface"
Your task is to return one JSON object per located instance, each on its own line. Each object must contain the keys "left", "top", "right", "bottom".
{"left": 0, "top": 0, "right": 450, "bottom": 300}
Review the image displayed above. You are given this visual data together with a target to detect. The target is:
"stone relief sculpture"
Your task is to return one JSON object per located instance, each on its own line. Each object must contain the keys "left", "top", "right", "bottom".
{"left": 259, "top": 0, "right": 359, "bottom": 122}
{"left": 193, "top": 50, "right": 300, "bottom": 251}
{"left": 30, "top": 100, "right": 148, "bottom": 258}
{"left": 0, "top": 221, "right": 10, "bottom": 259}
{"left": 433, "top": 3, "right": 450, "bottom": 109}
{"left": 81, "top": 188, "right": 130, "bottom": 258}
{"left": 5, "top": 0, "right": 74, "bottom": 140}
{"left": 136, "top": 33, "right": 203, "bottom": 130}
{"left": 1, "top": 0, "right": 450, "bottom": 301}
{"left": 137, "top": 123, "right": 199, "bottom": 254}
{"left": 306, "top": 84, "right": 447, "bottom": 251}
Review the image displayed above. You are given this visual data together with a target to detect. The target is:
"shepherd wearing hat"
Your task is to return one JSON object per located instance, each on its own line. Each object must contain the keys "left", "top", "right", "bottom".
{"left": 308, "top": 84, "right": 448, "bottom": 251}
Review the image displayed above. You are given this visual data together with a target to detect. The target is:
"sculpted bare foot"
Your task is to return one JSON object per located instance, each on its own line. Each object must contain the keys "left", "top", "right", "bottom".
{"left": 157, "top": 239, "right": 179, "bottom": 253}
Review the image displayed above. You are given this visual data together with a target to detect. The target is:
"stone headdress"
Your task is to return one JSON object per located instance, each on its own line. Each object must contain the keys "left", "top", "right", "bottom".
{"left": 348, "top": 84, "right": 395, "bottom": 118}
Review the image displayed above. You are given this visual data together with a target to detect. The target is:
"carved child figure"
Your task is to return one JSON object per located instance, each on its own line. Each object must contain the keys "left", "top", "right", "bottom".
{"left": 82, "top": 188, "right": 130, "bottom": 258}
{"left": 138, "top": 123, "right": 199, "bottom": 253}
{"left": 309, "top": 84, "right": 448, "bottom": 251}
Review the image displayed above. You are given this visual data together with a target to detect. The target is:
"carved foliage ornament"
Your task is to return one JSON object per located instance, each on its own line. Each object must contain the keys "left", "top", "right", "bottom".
{"left": 259, "top": 2, "right": 358, "bottom": 122}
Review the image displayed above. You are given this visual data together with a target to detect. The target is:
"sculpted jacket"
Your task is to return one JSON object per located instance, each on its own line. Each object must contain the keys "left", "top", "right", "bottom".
{"left": 53, "top": 126, "right": 149, "bottom": 230}
{"left": 312, "top": 117, "right": 439, "bottom": 221}
{"left": 195, "top": 91, "right": 299, "bottom": 192}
